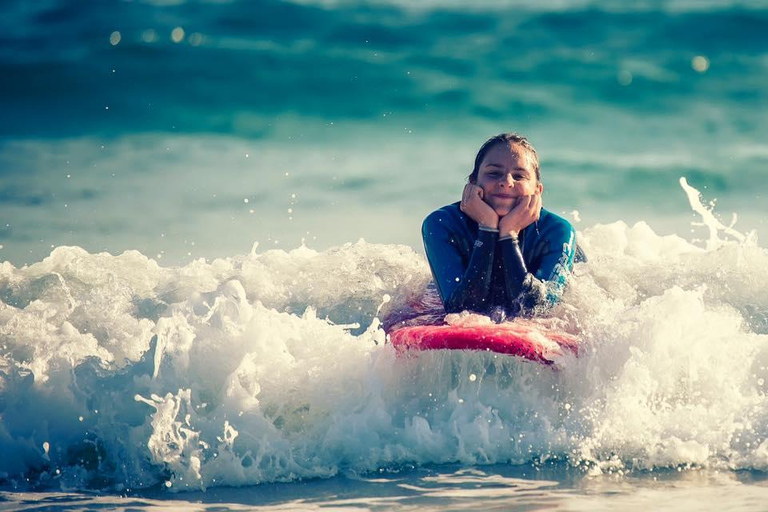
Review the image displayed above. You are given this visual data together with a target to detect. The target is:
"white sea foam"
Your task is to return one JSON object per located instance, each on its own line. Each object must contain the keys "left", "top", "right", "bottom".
{"left": 1, "top": 183, "right": 768, "bottom": 491}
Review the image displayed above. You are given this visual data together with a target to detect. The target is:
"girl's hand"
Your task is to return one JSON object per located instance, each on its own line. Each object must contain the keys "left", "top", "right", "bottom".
{"left": 460, "top": 183, "right": 499, "bottom": 229}
{"left": 499, "top": 192, "right": 541, "bottom": 238}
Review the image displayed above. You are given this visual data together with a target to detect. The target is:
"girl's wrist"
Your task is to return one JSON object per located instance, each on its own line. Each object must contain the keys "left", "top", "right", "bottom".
{"left": 479, "top": 218, "right": 499, "bottom": 230}
{"left": 499, "top": 230, "right": 519, "bottom": 241}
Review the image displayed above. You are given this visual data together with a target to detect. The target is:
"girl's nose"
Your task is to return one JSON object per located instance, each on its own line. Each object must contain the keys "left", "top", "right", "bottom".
{"left": 502, "top": 174, "right": 515, "bottom": 186}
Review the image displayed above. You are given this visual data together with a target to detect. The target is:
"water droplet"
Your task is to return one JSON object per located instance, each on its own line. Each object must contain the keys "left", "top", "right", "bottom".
{"left": 692, "top": 55, "right": 710, "bottom": 73}
{"left": 188, "top": 32, "right": 204, "bottom": 47}
{"left": 142, "top": 29, "right": 158, "bottom": 43}
{"left": 617, "top": 70, "right": 632, "bottom": 86}
{"left": 171, "top": 27, "right": 185, "bottom": 43}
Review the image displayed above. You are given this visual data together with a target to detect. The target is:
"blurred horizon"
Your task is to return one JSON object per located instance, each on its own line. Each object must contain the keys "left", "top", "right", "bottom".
{"left": 1, "top": 0, "right": 766, "bottom": 265}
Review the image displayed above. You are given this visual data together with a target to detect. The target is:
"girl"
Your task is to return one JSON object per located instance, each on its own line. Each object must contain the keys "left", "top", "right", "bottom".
{"left": 422, "top": 133, "right": 584, "bottom": 320}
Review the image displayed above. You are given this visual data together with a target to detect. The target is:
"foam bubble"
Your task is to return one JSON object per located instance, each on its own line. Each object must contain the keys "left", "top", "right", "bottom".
{"left": 1, "top": 184, "right": 768, "bottom": 490}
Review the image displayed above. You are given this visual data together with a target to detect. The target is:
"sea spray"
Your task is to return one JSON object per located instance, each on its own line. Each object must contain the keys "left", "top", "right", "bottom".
{"left": 560, "top": 183, "right": 768, "bottom": 474}
{"left": 1, "top": 182, "right": 768, "bottom": 491}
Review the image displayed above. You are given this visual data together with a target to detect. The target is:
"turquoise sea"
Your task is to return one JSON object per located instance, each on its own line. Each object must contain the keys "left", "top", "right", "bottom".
{"left": 2, "top": 0, "right": 768, "bottom": 509}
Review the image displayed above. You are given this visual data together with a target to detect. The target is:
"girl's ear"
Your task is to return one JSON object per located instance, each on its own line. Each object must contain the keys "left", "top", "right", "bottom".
{"left": 468, "top": 173, "right": 477, "bottom": 184}
{"left": 537, "top": 181, "right": 544, "bottom": 194}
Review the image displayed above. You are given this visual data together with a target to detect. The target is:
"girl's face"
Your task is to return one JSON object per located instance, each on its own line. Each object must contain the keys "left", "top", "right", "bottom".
{"left": 474, "top": 142, "right": 543, "bottom": 217}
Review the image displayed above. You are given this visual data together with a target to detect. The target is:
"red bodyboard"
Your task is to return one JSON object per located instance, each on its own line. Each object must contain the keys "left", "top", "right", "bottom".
{"left": 389, "top": 322, "right": 579, "bottom": 365}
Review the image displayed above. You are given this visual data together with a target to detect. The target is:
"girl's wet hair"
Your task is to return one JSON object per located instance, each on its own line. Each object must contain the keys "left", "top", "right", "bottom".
{"left": 469, "top": 133, "right": 541, "bottom": 183}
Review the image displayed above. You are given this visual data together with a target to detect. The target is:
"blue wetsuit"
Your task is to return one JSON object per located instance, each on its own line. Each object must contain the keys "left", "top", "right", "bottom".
{"left": 422, "top": 202, "right": 584, "bottom": 318}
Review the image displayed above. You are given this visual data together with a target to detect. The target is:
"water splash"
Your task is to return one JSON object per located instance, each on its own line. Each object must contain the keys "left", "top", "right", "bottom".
{"left": 679, "top": 177, "right": 750, "bottom": 250}
{"left": 1, "top": 182, "right": 768, "bottom": 491}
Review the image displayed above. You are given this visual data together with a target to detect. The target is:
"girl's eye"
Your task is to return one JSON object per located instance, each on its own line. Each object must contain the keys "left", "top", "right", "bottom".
{"left": 514, "top": 175, "right": 527, "bottom": 181}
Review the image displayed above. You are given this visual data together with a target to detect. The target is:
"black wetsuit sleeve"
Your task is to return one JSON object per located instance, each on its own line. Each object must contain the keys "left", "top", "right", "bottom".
{"left": 422, "top": 215, "right": 497, "bottom": 314}
{"left": 499, "top": 224, "right": 576, "bottom": 315}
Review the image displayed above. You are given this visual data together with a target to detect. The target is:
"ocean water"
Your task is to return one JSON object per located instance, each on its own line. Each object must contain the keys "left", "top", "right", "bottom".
{"left": 2, "top": 0, "right": 768, "bottom": 509}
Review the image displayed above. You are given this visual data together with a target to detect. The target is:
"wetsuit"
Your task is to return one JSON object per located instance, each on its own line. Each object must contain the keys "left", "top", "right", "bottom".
{"left": 422, "top": 202, "right": 584, "bottom": 318}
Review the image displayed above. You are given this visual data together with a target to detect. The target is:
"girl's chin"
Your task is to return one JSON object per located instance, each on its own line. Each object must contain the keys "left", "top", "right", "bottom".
{"left": 494, "top": 207, "right": 513, "bottom": 217}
